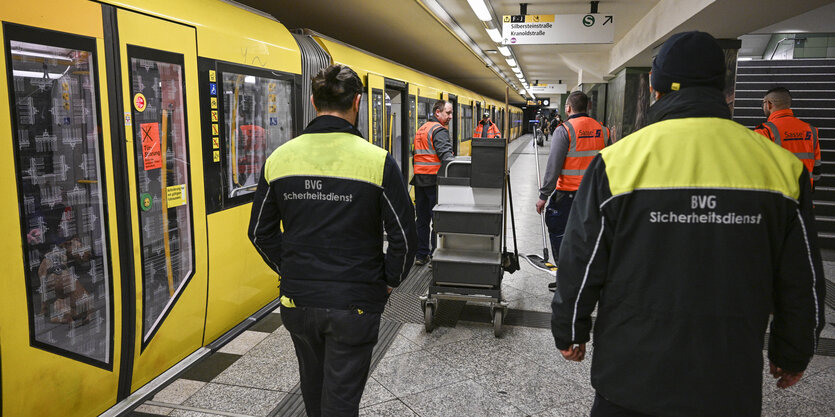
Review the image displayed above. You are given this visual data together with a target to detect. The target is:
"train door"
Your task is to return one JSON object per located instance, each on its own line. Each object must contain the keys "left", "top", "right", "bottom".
{"left": 114, "top": 9, "right": 209, "bottom": 391}
{"left": 384, "top": 78, "right": 409, "bottom": 180}
{"left": 407, "top": 86, "right": 417, "bottom": 194}
{"left": 0, "top": 2, "right": 124, "bottom": 416}
{"left": 447, "top": 93, "right": 458, "bottom": 155}
{"left": 367, "top": 73, "right": 384, "bottom": 148}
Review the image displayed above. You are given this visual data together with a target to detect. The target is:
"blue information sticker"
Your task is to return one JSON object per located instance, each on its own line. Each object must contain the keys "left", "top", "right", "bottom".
{"left": 209, "top": 83, "right": 217, "bottom": 96}
{"left": 269, "top": 117, "right": 278, "bottom": 126}
{"left": 63, "top": 117, "right": 72, "bottom": 125}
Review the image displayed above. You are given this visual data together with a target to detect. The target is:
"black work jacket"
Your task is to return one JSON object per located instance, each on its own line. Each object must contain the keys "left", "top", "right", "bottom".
{"left": 248, "top": 115, "right": 417, "bottom": 312}
{"left": 551, "top": 87, "right": 826, "bottom": 416}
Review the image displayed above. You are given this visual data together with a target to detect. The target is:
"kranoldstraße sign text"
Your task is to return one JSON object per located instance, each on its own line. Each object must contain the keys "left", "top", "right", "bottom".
{"left": 502, "top": 14, "right": 614, "bottom": 45}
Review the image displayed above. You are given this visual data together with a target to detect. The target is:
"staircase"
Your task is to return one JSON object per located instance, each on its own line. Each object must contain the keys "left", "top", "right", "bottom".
{"left": 733, "top": 58, "right": 835, "bottom": 252}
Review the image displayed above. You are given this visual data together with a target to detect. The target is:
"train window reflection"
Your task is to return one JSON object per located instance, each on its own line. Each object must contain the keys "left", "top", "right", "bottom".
{"left": 417, "top": 97, "right": 432, "bottom": 127}
{"left": 222, "top": 73, "right": 293, "bottom": 197}
{"left": 128, "top": 52, "right": 194, "bottom": 342}
{"left": 357, "top": 91, "right": 368, "bottom": 139}
{"left": 371, "top": 88, "right": 383, "bottom": 148}
{"left": 462, "top": 104, "right": 473, "bottom": 140}
{"left": 9, "top": 39, "right": 112, "bottom": 364}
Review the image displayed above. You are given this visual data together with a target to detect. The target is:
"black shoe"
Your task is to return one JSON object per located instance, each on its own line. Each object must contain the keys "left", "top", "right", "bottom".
{"left": 415, "top": 256, "right": 430, "bottom": 266}
{"left": 548, "top": 281, "right": 557, "bottom": 292}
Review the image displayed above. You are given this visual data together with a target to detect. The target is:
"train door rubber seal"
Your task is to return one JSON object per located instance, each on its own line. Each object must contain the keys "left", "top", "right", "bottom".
{"left": 102, "top": 3, "right": 138, "bottom": 401}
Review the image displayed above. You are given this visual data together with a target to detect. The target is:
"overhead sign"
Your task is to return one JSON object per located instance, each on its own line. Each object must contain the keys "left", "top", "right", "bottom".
{"left": 502, "top": 14, "right": 614, "bottom": 45}
{"left": 529, "top": 84, "right": 568, "bottom": 94}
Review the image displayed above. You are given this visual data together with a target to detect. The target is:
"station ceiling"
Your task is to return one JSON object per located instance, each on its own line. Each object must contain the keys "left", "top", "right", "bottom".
{"left": 239, "top": 0, "right": 833, "bottom": 105}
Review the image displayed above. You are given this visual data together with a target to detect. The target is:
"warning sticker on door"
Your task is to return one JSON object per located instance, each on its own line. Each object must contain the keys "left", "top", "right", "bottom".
{"left": 166, "top": 184, "right": 187, "bottom": 208}
{"left": 134, "top": 93, "right": 147, "bottom": 112}
{"left": 140, "top": 122, "right": 162, "bottom": 171}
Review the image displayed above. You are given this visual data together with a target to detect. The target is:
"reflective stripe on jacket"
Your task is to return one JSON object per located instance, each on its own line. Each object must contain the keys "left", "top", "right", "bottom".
{"left": 755, "top": 109, "right": 821, "bottom": 185}
{"left": 413, "top": 121, "right": 443, "bottom": 175}
{"left": 556, "top": 116, "right": 609, "bottom": 191}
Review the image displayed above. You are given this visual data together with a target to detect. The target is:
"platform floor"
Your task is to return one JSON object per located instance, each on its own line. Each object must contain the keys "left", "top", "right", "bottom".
{"left": 130, "top": 134, "right": 835, "bottom": 417}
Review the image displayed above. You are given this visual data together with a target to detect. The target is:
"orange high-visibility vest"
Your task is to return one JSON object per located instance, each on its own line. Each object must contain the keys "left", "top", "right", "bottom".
{"left": 556, "top": 116, "right": 609, "bottom": 191}
{"left": 473, "top": 120, "right": 501, "bottom": 138}
{"left": 413, "top": 121, "right": 444, "bottom": 175}
{"left": 755, "top": 109, "right": 821, "bottom": 186}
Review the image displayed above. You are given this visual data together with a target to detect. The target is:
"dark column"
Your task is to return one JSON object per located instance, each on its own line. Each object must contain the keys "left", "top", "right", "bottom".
{"left": 717, "top": 39, "right": 742, "bottom": 114}
{"left": 605, "top": 67, "right": 651, "bottom": 143}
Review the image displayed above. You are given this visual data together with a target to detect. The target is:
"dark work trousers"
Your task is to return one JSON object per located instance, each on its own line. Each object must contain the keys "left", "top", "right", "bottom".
{"left": 544, "top": 190, "right": 575, "bottom": 263}
{"left": 414, "top": 184, "right": 438, "bottom": 259}
{"left": 590, "top": 392, "right": 656, "bottom": 417}
{"left": 280, "top": 305, "right": 381, "bottom": 417}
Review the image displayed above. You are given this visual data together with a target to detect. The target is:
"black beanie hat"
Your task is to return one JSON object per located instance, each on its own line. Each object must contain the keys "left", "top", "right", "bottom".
{"left": 651, "top": 31, "right": 726, "bottom": 93}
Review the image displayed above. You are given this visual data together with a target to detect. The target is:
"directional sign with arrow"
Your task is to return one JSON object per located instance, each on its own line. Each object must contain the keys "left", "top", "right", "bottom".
{"left": 502, "top": 13, "right": 614, "bottom": 45}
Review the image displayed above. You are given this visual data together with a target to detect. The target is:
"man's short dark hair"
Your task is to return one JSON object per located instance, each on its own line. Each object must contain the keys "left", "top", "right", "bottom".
{"left": 765, "top": 86, "right": 792, "bottom": 108}
{"left": 567, "top": 91, "right": 588, "bottom": 113}
{"left": 311, "top": 64, "right": 363, "bottom": 112}
{"left": 432, "top": 100, "right": 448, "bottom": 116}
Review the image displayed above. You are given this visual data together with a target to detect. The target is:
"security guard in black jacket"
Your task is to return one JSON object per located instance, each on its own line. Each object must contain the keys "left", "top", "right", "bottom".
{"left": 248, "top": 64, "right": 417, "bottom": 417}
{"left": 551, "top": 32, "right": 825, "bottom": 417}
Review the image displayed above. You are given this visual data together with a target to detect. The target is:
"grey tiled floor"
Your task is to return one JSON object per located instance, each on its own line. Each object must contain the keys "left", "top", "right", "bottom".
{"left": 133, "top": 134, "right": 835, "bottom": 417}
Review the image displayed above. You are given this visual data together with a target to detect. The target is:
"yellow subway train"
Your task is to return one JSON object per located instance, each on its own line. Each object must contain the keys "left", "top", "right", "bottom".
{"left": 0, "top": 1, "right": 522, "bottom": 415}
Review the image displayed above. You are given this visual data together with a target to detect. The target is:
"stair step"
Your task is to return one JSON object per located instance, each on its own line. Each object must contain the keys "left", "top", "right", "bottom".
{"left": 734, "top": 99, "right": 835, "bottom": 109}
{"left": 737, "top": 66, "right": 835, "bottom": 75}
{"left": 736, "top": 90, "right": 835, "bottom": 100}
{"left": 736, "top": 74, "right": 835, "bottom": 82}
{"left": 737, "top": 59, "right": 835, "bottom": 67}
{"left": 733, "top": 108, "right": 835, "bottom": 118}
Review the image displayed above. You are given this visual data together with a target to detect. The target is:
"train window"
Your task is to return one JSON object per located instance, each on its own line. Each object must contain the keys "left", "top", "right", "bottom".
{"left": 357, "top": 91, "right": 368, "bottom": 139}
{"left": 127, "top": 48, "right": 194, "bottom": 342}
{"left": 462, "top": 104, "right": 473, "bottom": 139}
{"left": 371, "top": 88, "right": 383, "bottom": 147}
{"left": 7, "top": 35, "right": 112, "bottom": 364}
{"left": 221, "top": 72, "right": 293, "bottom": 198}
{"left": 417, "top": 97, "right": 432, "bottom": 127}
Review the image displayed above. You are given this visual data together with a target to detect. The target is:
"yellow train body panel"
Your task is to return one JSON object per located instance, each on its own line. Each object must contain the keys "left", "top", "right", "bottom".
{"left": 104, "top": 0, "right": 301, "bottom": 74}
{"left": 204, "top": 205, "right": 279, "bottom": 343}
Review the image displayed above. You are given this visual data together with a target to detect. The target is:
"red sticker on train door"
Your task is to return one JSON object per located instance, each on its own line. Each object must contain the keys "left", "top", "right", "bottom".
{"left": 140, "top": 122, "right": 162, "bottom": 170}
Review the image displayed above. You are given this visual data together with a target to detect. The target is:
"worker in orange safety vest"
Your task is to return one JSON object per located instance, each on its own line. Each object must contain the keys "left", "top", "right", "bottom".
{"left": 535, "top": 90, "right": 609, "bottom": 291}
{"left": 411, "top": 100, "right": 454, "bottom": 265}
{"left": 473, "top": 111, "right": 501, "bottom": 138}
{"left": 755, "top": 86, "right": 821, "bottom": 189}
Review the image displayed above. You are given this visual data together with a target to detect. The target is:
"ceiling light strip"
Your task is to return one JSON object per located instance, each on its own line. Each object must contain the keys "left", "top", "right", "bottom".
{"left": 417, "top": 0, "right": 523, "bottom": 98}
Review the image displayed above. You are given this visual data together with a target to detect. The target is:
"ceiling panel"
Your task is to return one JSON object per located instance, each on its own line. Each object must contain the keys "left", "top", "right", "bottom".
{"left": 236, "top": 0, "right": 835, "bottom": 103}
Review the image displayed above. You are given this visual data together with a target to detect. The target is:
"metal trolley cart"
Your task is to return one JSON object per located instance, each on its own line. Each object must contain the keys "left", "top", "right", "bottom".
{"left": 420, "top": 138, "right": 518, "bottom": 337}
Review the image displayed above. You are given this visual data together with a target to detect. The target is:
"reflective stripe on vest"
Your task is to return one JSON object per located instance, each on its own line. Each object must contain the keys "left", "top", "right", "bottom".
{"left": 556, "top": 117, "right": 608, "bottom": 191}
{"left": 414, "top": 122, "right": 443, "bottom": 175}
{"left": 763, "top": 116, "right": 818, "bottom": 185}
{"left": 764, "top": 122, "right": 781, "bottom": 145}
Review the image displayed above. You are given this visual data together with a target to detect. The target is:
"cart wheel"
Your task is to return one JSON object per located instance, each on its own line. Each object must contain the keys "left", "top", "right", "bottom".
{"left": 424, "top": 303, "right": 435, "bottom": 333}
{"left": 493, "top": 309, "right": 503, "bottom": 338}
